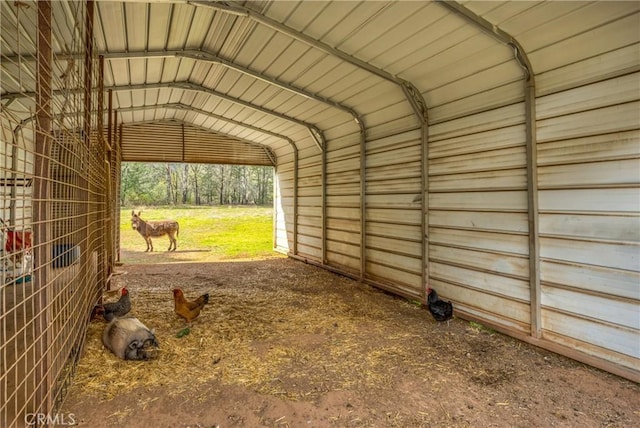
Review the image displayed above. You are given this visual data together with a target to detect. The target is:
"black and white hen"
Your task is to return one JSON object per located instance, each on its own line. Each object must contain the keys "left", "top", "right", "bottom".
{"left": 427, "top": 287, "right": 453, "bottom": 324}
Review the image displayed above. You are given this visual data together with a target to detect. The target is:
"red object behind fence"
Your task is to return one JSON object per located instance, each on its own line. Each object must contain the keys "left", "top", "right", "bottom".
{"left": 5, "top": 229, "right": 32, "bottom": 253}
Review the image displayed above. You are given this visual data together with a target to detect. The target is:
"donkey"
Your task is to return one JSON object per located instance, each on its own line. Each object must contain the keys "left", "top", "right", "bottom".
{"left": 130, "top": 211, "right": 179, "bottom": 252}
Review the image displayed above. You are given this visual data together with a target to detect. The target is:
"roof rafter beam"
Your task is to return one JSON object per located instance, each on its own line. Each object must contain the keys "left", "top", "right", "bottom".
{"left": 3, "top": 80, "right": 326, "bottom": 151}
{"left": 102, "top": 49, "right": 361, "bottom": 123}
{"left": 437, "top": 0, "right": 532, "bottom": 81}
{"left": 3, "top": 48, "right": 362, "bottom": 125}
{"left": 164, "top": 81, "right": 324, "bottom": 151}
{"left": 182, "top": 50, "right": 360, "bottom": 122}
{"left": 188, "top": 0, "right": 427, "bottom": 123}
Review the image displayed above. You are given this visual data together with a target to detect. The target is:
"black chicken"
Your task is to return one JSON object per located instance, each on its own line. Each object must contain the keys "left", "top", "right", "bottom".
{"left": 427, "top": 287, "right": 453, "bottom": 323}
{"left": 96, "top": 287, "right": 132, "bottom": 322}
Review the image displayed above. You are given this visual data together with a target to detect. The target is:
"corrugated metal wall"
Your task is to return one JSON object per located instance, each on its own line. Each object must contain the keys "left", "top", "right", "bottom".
{"left": 365, "top": 129, "right": 423, "bottom": 298}
{"left": 420, "top": 7, "right": 531, "bottom": 330}
{"left": 272, "top": 0, "right": 640, "bottom": 379}
{"left": 120, "top": 121, "right": 274, "bottom": 166}
{"left": 294, "top": 145, "right": 323, "bottom": 262}
{"left": 459, "top": 0, "right": 640, "bottom": 380}
{"left": 0, "top": 132, "right": 33, "bottom": 230}
{"left": 274, "top": 143, "right": 296, "bottom": 255}
{"left": 325, "top": 133, "right": 361, "bottom": 274}
{"left": 533, "top": 47, "right": 640, "bottom": 372}
{"left": 428, "top": 103, "right": 531, "bottom": 333}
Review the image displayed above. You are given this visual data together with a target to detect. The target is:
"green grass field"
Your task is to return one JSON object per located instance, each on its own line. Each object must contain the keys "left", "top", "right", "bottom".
{"left": 120, "top": 206, "right": 278, "bottom": 264}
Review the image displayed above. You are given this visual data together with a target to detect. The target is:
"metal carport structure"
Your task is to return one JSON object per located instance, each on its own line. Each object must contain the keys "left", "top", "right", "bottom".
{"left": 1, "top": 1, "right": 639, "bottom": 424}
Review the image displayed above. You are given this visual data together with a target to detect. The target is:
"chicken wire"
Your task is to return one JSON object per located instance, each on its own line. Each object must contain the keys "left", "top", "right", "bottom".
{"left": 0, "top": 1, "right": 119, "bottom": 426}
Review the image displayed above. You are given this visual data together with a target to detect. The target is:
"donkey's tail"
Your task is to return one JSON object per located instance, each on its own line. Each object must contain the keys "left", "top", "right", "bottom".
{"left": 176, "top": 222, "right": 180, "bottom": 238}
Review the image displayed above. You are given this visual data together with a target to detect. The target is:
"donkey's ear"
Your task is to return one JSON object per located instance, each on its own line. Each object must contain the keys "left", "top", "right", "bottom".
{"left": 131, "top": 210, "right": 135, "bottom": 216}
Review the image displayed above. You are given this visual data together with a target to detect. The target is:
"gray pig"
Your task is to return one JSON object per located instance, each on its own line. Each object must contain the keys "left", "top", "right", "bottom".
{"left": 102, "top": 317, "right": 159, "bottom": 361}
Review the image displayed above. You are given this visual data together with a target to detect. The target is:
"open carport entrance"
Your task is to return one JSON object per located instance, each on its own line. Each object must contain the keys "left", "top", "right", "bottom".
{"left": 118, "top": 161, "right": 276, "bottom": 264}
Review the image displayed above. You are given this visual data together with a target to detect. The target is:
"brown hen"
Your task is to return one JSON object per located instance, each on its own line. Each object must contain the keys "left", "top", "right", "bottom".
{"left": 172, "top": 288, "right": 209, "bottom": 325}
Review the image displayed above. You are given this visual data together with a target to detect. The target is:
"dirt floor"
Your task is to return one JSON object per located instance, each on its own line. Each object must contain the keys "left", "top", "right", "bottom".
{"left": 61, "top": 256, "right": 639, "bottom": 428}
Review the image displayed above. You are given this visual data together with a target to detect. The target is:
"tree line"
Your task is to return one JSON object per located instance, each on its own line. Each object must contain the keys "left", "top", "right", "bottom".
{"left": 120, "top": 162, "right": 274, "bottom": 206}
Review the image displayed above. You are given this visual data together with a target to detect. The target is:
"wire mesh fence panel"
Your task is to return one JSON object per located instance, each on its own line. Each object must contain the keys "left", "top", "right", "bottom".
{"left": 1, "top": 1, "right": 116, "bottom": 426}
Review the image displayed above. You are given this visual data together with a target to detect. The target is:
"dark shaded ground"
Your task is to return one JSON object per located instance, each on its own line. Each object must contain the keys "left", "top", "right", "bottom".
{"left": 61, "top": 258, "right": 639, "bottom": 427}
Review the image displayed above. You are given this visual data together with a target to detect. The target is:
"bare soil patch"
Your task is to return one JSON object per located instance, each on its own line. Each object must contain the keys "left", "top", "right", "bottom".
{"left": 61, "top": 257, "right": 639, "bottom": 427}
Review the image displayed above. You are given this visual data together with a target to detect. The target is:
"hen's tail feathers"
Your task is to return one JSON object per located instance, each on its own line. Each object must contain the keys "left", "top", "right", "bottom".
{"left": 91, "top": 305, "right": 105, "bottom": 320}
{"left": 195, "top": 293, "right": 210, "bottom": 308}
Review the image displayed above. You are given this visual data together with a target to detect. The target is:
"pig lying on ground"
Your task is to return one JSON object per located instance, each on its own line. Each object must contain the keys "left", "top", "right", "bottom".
{"left": 102, "top": 317, "right": 159, "bottom": 360}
